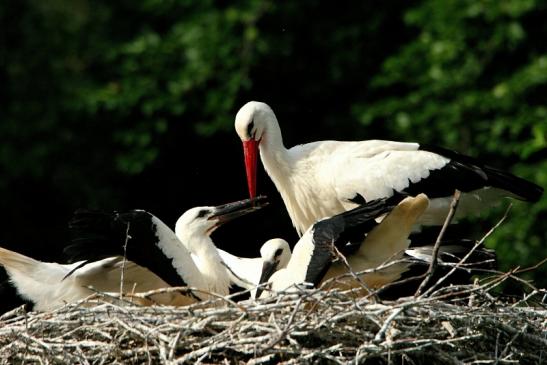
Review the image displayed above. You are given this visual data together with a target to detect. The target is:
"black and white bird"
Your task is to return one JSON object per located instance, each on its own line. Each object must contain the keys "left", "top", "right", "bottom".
{"left": 217, "top": 238, "right": 291, "bottom": 297}
{"left": 258, "top": 194, "right": 495, "bottom": 298}
{"left": 235, "top": 101, "right": 543, "bottom": 236}
{"left": 65, "top": 197, "right": 268, "bottom": 302}
{"left": 0, "top": 248, "right": 186, "bottom": 311}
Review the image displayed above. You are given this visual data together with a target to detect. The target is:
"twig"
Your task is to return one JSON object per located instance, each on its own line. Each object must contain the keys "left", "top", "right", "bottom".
{"left": 373, "top": 307, "right": 404, "bottom": 342}
{"left": 423, "top": 204, "right": 511, "bottom": 298}
{"left": 331, "top": 245, "right": 378, "bottom": 302}
{"left": 415, "top": 190, "right": 461, "bottom": 297}
{"left": 120, "top": 221, "right": 131, "bottom": 300}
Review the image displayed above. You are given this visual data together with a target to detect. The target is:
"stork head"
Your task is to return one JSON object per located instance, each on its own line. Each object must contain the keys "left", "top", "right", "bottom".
{"left": 175, "top": 196, "right": 268, "bottom": 241}
{"left": 255, "top": 238, "right": 291, "bottom": 298}
{"left": 235, "top": 101, "right": 276, "bottom": 199}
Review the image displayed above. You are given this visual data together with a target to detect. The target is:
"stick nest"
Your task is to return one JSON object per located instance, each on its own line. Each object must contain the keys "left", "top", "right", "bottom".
{"left": 1, "top": 278, "right": 545, "bottom": 365}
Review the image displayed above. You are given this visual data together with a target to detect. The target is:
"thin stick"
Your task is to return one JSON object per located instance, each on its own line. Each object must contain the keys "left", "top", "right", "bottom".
{"left": 373, "top": 307, "right": 404, "bottom": 342}
{"left": 331, "top": 245, "right": 378, "bottom": 302}
{"left": 415, "top": 190, "right": 461, "bottom": 297}
{"left": 120, "top": 221, "right": 131, "bottom": 300}
{"left": 423, "top": 204, "right": 511, "bottom": 298}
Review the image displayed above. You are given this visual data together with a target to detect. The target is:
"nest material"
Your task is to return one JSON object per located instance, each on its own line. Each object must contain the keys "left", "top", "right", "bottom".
{"left": 1, "top": 199, "right": 545, "bottom": 364}
{"left": 1, "top": 278, "right": 546, "bottom": 365}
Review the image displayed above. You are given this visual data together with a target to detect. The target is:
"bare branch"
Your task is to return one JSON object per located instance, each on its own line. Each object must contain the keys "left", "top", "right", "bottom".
{"left": 415, "top": 190, "right": 461, "bottom": 297}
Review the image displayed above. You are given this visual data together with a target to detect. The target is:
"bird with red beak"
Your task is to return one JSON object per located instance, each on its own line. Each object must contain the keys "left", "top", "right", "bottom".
{"left": 235, "top": 101, "right": 285, "bottom": 200}
{"left": 234, "top": 101, "right": 543, "bottom": 237}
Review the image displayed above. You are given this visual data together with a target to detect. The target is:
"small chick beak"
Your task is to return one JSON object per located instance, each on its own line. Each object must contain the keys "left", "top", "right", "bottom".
{"left": 255, "top": 259, "right": 278, "bottom": 298}
{"left": 243, "top": 139, "right": 259, "bottom": 199}
{"left": 209, "top": 196, "right": 268, "bottom": 227}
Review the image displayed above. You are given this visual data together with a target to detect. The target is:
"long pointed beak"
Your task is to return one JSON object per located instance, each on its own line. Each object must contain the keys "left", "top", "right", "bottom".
{"left": 209, "top": 196, "right": 268, "bottom": 226}
{"left": 243, "top": 139, "right": 259, "bottom": 198}
{"left": 255, "top": 259, "right": 277, "bottom": 298}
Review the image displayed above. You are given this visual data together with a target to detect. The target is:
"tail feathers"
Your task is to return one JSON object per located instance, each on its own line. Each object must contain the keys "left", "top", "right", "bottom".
{"left": 0, "top": 247, "right": 41, "bottom": 276}
{"left": 0, "top": 246, "right": 78, "bottom": 309}
{"left": 482, "top": 165, "right": 543, "bottom": 202}
{"left": 422, "top": 144, "right": 543, "bottom": 202}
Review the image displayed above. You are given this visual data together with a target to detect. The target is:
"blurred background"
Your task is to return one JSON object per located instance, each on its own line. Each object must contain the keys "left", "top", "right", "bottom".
{"left": 1, "top": 0, "right": 546, "bottom": 308}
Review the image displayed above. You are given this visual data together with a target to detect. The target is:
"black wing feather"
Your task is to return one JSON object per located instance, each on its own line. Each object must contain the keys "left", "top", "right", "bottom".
{"left": 65, "top": 209, "right": 188, "bottom": 288}
{"left": 417, "top": 145, "right": 543, "bottom": 202}
{"left": 304, "top": 198, "right": 397, "bottom": 285}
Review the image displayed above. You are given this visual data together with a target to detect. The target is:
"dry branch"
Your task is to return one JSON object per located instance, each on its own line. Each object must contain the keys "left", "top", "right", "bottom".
{"left": 415, "top": 189, "right": 461, "bottom": 297}
{"left": 1, "top": 273, "right": 545, "bottom": 365}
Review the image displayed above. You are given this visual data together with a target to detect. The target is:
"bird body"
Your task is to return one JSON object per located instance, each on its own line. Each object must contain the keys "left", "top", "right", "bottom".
{"left": 235, "top": 101, "right": 543, "bottom": 236}
{"left": 174, "top": 208, "right": 232, "bottom": 297}
{"left": 320, "top": 194, "right": 430, "bottom": 292}
{"left": 264, "top": 195, "right": 426, "bottom": 295}
{"left": 0, "top": 247, "right": 191, "bottom": 311}
{"left": 66, "top": 197, "right": 268, "bottom": 302}
{"left": 261, "top": 194, "right": 496, "bottom": 298}
{"left": 217, "top": 238, "right": 291, "bottom": 297}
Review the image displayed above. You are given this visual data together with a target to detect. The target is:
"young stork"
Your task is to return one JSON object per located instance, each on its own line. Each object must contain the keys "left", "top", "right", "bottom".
{"left": 235, "top": 101, "right": 543, "bottom": 236}
{"left": 217, "top": 238, "right": 291, "bottom": 297}
{"left": 258, "top": 194, "right": 495, "bottom": 298}
{"left": 65, "top": 196, "right": 268, "bottom": 301}
{"left": 0, "top": 249, "right": 190, "bottom": 311}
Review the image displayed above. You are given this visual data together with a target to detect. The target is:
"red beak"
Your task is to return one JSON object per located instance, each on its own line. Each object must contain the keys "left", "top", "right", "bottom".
{"left": 243, "top": 139, "right": 259, "bottom": 198}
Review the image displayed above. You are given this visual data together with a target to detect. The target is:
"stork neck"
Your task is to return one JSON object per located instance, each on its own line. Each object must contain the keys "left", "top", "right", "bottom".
{"left": 259, "top": 120, "right": 291, "bottom": 181}
{"left": 185, "top": 234, "right": 231, "bottom": 295}
{"left": 184, "top": 235, "right": 220, "bottom": 262}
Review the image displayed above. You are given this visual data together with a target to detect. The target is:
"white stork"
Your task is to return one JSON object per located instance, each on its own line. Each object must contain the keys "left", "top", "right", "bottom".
{"left": 217, "top": 238, "right": 291, "bottom": 298}
{"left": 258, "top": 194, "right": 495, "bottom": 298}
{"left": 235, "top": 101, "right": 543, "bottom": 236}
{"left": 66, "top": 196, "right": 269, "bottom": 302}
{"left": 0, "top": 249, "right": 195, "bottom": 311}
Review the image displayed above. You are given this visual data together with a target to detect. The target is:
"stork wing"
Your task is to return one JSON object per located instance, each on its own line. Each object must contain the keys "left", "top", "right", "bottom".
{"left": 70, "top": 257, "right": 172, "bottom": 293}
{"left": 303, "top": 198, "right": 395, "bottom": 286}
{"left": 326, "top": 140, "right": 541, "bottom": 207}
{"left": 354, "top": 194, "right": 429, "bottom": 264}
{"left": 325, "top": 141, "right": 448, "bottom": 206}
{"left": 66, "top": 209, "right": 204, "bottom": 291}
{"left": 0, "top": 248, "right": 126, "bottom": 310}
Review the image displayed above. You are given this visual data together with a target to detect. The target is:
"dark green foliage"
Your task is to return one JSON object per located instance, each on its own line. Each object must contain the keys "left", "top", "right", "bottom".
{"left": 354, "top": 0, "right": 547, "bottom": 287}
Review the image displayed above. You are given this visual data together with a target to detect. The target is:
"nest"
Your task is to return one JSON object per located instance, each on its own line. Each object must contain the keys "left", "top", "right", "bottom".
{"left": 1, "top": 198, "right": 545, "bottom": 364}
{"left": 1, "top": 275, "right": 546, "bottom": 365}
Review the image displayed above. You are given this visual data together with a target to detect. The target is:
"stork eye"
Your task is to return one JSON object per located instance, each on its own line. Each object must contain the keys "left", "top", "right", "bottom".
{"left": 247, "top": 120, "right": 255, "bottom": 139}
{"left": 274, "top": 248, "right": 283, "bottom": 257}
{"left": 196, "top": 209, "right": 208, "bottom": 218}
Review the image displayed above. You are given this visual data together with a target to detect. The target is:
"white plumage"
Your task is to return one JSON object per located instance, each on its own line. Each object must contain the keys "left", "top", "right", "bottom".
{"left": 235, "top": 101, "right": 542, "bottom": 236}
{"left": 217, "top": 238, "right": 291, "bottom": 298}
{"left": 262, "top": 195, "right": 429, "bottom": 296}
{"left": 0, "top": 249, "right": 192, "bottom": 311}
{"left": 62, "top": 197, "right": 269, "bottom": 306}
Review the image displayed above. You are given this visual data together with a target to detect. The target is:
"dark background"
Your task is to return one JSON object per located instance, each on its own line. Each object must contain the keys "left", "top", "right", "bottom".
{"left": 1, "top": 0, "right": 546, "bottom": 310}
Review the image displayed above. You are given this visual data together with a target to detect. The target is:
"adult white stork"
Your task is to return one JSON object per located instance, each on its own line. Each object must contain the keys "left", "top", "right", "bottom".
{"left": 217, "top": 238, "right": 291, "bottom": 298}
{"left": 258, "top": 194, "right": 496, "bottom": 298}
{"left": 65, "top": 196, "right": 268, "bottom": 302}
{"left": 0, "top": 249, "right": 191, "bottom": 311}
{"left": 235, "top": 101, "right": 543, "bottom": 236}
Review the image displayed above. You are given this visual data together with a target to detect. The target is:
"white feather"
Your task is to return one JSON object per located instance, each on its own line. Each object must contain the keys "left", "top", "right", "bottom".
{"left": 218, "top": 238, "right": 291, "bottom": 297}
{"left": 235, "top": 101, "right": 514, "bottom": 235}
{"left": 0, "top": 248, "right": 184, "bottom": 311}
